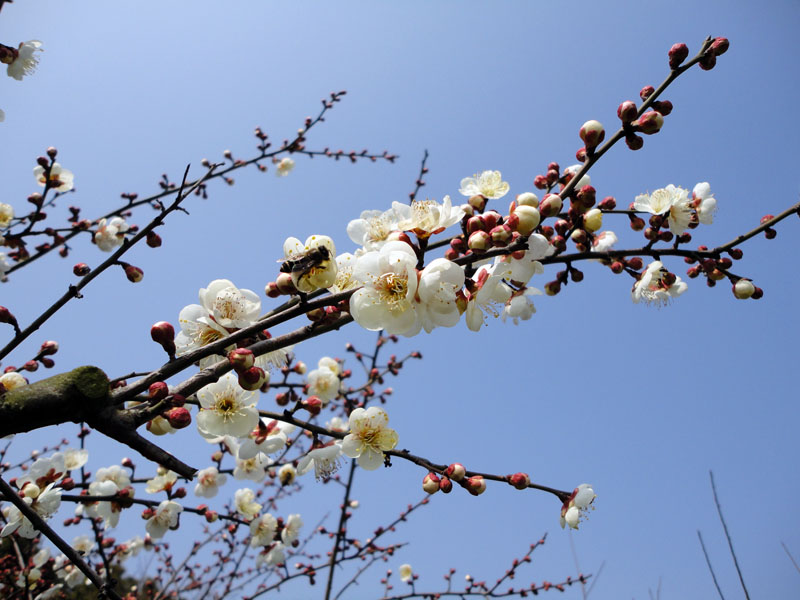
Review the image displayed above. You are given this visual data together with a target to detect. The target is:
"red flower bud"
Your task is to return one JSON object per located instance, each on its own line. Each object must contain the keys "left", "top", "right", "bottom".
{"left": 668, "top": 43, "right": 689, "bottom": 69}
{"left": 166, "top": 407, "right": 192, "bottom": 429}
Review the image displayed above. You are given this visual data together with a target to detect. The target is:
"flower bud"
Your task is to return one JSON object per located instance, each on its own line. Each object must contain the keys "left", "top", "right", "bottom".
{"left": 598, "top": 196, "right": 616, "bottom": 211}
{"left": 633, "top": 111, "right": 663, "bottom": 135}
{"left": 512, "top": 205, "right": 541, "bottom": 236}
{"left": 228, "top": 348, "right": 255, "bottom": 373}
{"left": 468, "top": 194, "right": 487, "bottom": 212}
{"left": 575, "top": 147, "right": 587, "bottom": 163}
{"left": 639, "top": 86, "right": 655, "bottom": 101}
{"left": 275, "top": 272, "right": 297, "bottom": 295}
{"left": 278, "top": 464, "right": 296, "bottom": 486}
{"left": 205, "top": 510, "right": 219, "bottom": 523}
{"left": 238, "top": 366, "right": 267, "bottom": 391}
{"left": 489, "top": 224, "right": 513, "bottom": 246}
{"left": 465, "top": 476, "right": 486, "bottom": 496}
{"left": 533, "top": 174, "right": 548, "bottom": 189}
{"left": 444, "top": 462, "right": 466, "bottom": 482}
{"left": 539, "top": 194, "right": 563, "bottom": 218}
{"left": 732, "top": 278, "right": 755, "bottom": 299}
{"left": 39, "top": 340, "right": 59, "bottom": 356}
{"left": 302, "top": 396, "right": 323, "bottom": 416}
{"left": 751, "top": 287, "right": 764, "bottom": 299}
{"left": 699, "top": 51, "right": 716, "bottom": 70}
{"left": 23, "top": 360, "right": 38, "bottom": 372}
{"left": 124, "top": 265, "right": 144, "bottom": 283}
{"left": 146, "top": 231, "right": 162, "bottom": 248}
{"left": 422, "top": 472, "right": 440, "bottom": 494}
{"left": 439, "top": 477, "right": 453, "bottom": 493}
{"left": 610, "top": 261, "right": 624, "bottom": 274}
{"left": 544, "top": 280, "right": 561, "bottom": 295}
{"left": 166, "top": 407, "right": 191, "bottom": 429}
{"left": 467, "top": 230, "right": 491, "bottom": 252}
{"left": 627, "top": 257, "right": 643, "bottom": 271}
{"left": 148, "top": 381, "right": 169, "bottom": 402}
{"left": 668, "top": 43, "right": 689, "bottom": 69}
{"left": 516, "top": 192, "right": 539, "bottom": 208}
{"left": 23, "top": 483, "right": 41, "bottom": 498}
{"left": 73, "top": 263, "right": 91, "bottom": 276}
{"left": 579, "top": 120, "right": 605, "bottom": 149}
{"left": 386, "top": 230, "right": 413, "bottom": 245}
{"left": 265, "top": 281, "right": 281, "bottom": 298}
{"left": 151, "top": 322, "right": 176, "bottom": 356}
{"left": 625, "top": 133, "right": 644, "bottom": 150}
{"left": 652, "top": 100, "right": 673, "bottom": 116}
{"left": 617, "top": 100, "right": 638, "bottom": 123}
{"left": 570, "top": 229, "right": 588, "bottom": 245}
{"left": 577, "top": 185, "right": 596, "bottom": 208}
{"left": 508, "top": 472, "right": 530, "bottom": 490}
{"left": 711, "top": 37, "right": 729, "bottom": 56}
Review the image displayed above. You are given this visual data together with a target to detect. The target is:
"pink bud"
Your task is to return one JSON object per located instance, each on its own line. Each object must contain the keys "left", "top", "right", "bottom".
{"left": 73, "top": 263, "right": 91, "bottom": 276}
{"left": 468, "top": 194, "right": 487, "bottom": 212}
{"left": 124, "top": 265, "right": 144, "bottom": 283}
{"left": 598, "top": 196, "right": 616, "bottom": 211}
{"left": 508, "top": 472, "right": 531, "bottom": 490}
{"left": 467, "top": 230, "right": 491, "bottom": 252}
{"left": 639, "top": 86, "right": 655, "bottom": 101}
{"left": 633, "top": 111, "right": 663, "bottom": 135}
{"left": 579, "top": 120, "right": 605, "bottom": 149}
{"left": 533, "top": 174, "right": 548, "bottom": 189}
{"left": 275, "top": 272, "right": 297, "bottom": 295}
{"left": 668, "top": 43, "right": 689, "bottom": 69}
{"left": 617, "top": 100, "right": 638, "bottom": 123}
{"left": 710, "top": 37, "right": 729, "bottom": 56}
{"left": 423, "top": 472, "right": 440, "bottom": 494}
{"left": 148, "top": 382, "right": 169, "bottom": 402}
{"left": 228, "top": 348, "right": 255, "bottom": 372}
{"left": 489, "top": 224, "right": 513, "bottom": 246}
{"left": 465, "top": 476, "right": 486, "bottom": 496}
{"left": 445, "top": 463, "right": 466, "bottom": 482}
{"left": 166, "top": 407, "right": 191, "bottom": 429}
{"left": 302, "top": 396, "right": 323, "bottom": 416}
{"left": 625, "top": 133, "right": 644, "bottom": 150}
{"left": 146, "top": 231, "right": 162, "bottom": 248}
{"left": 439, "top": 477, "right": 453, "bottom": 493}
{"left": 539, "top": 194, "right": 563, "bottom": 218}
{"left": 39, "top": 340, "right": 59, "bottom": 356}
{"left": 238, "top": 366, "right": 267, "bottom": 391}
{"left": 151, "top": 322, "right": 176, "bottom": 356}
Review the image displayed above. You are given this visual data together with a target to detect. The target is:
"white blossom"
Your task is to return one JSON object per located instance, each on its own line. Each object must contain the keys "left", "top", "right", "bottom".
{"left": 196, "top": 372, "right": 259, "bottom": 440}
{"left": 7, "top": 41, "right": 42, "bottom": 80}
{"left": 392, "top": 196, "right": 464, "bottom": 238}
{"left": 297, "top": 442, "right": 342, "bottom": 480}
{"left": 459, "top": 170, "right": 510, "bottom": 199}
{"left": 145, "top": 500, "right": 182, "bottom": 539}
{"left": 347, "top": 207, "right": 403, "bottom": 251}
{"left": 416, "top": 258, "right": 465, "bottom": 333}
{"left": 632, "top": 260, "right": 688, "bottom": 306}
{"left": 633, "top": 185, "right": 692, "bottom": 234}
{"left": 341, "top": 407, "right": 398, "bottom": 471}
{"left": 275, "top": 157, "right": 295, "bottom": 177}
{"left": 0, "top": 483, "right": 61, "bottom": 538}
{"left": 250, "top": 513, "right": 277, "bottom": 547}
{"left": 591, "top": 230, "right": 618, "bottom": 253}
{"left": 94, "top": 217, "right": 129, "bottom": 252}
{"left": 693, "top": 182, "right": 717, "bottom": 225}
{"left": 564, "top": 164, "right": 590, "bottom": 189}
{"left": 560, "top": 484, "right": 596, "bottom": 530}
{"left": 145, "top": 468, "right": 177, "bottom": 494}
{"left": 194, "top": 466, "right": 227, "bottom": 498}
{"left": 281, "top": 513, "right": 303, "bottom": 544}
{"left": 0, "top": 371, "right": 27, "bottom": 391}
{"left": 33, "top": 162, "right": 73, "bottom": 192}
{"left": 399, "top": 563, "right": 413, "bottom": 583}
{"left": 235, "top": 488, "right": 262, "bottom": 520}
{"left": 0, "top": 203, "right": 14, "bottom": 228}
{"left": 307, "top": 363, "right": 341, "bottom": 404}
{"left": 464, "top": 264, "right": 513, "bottom": 331}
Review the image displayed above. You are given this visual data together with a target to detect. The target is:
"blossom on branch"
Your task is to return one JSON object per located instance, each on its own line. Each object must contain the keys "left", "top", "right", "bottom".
{"left": 392, "top": 196, "right": 464, "bottom": 239}
{"left": 347, "top": 207, "right": 403, "bottom": 251}
{"left": 94, "top": 217, "right": 129, "bottom": 252}
{"left": 145, "top": 500, "right": 182, "bottom": 539}
{"left": 297, "top": 441, "right": 343, "bottom": 481}
{"left": 282, "top": 235, "right": 338, "bottom": 293}
{"left": 416, "top": 257, "right": 466, "bottom": 333}
{"left": 459, "top": 170, "right": 510, "bottom": 200}
{"left": 249, "top": 513, "right": 277, "bottom": 547}
{"left": 341, "top": 407, "right": 398, "bottom": 470}
{"left": 560, "top": 483, "right": 596, "bottom": 530}
{"left": 235, "top": 487, "right": 262, "bottom": 520}
{"left": 275, "top": 157, "right": 295, "bottom": 176}
{"left": 194, "top": 466, "right": 227, "bottom": 498}
{"left": 633, "top": 184, "right": 692, "bottom": 234}
{"left": 0, "top": 482, "right": 61, "bottom": 539}
{"left": 0, "top": 203, "right": 14, "bottom": 228}
{"left": 6, "top": 40, "right": 42, "bottom": 80}
{"left": 33, "top": 162, "right": 74, "bottom": 192}
{"left": 196, "top": 373, "right": 260, "bottom": 440}
{"left": 692, "top": 182, "right": 717, "bottom": 225}
{"left": 632, "top": 260, "right": 687, "bottom": 306}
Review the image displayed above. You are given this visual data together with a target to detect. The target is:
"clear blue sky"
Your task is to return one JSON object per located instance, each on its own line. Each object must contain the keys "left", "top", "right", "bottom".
{"left": 1, "top": 1, "right": 799, "bottom": 598}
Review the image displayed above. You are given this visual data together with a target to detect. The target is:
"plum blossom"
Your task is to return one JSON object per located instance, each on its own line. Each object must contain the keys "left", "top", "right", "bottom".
{"left": 145, "top": 500, "right": 182, "bottom": 539}
{"left": 399, "top": 563, "right": 413, "bottom": 583}
{"left": 0, "top": 253, "right": 10, "bottom": 281}
{"left": 501, "top": 287, "right": 542, "bottom": 325}
{"left": 0, "top": 202, "right": 14, "bottom": 227}
{"left": 235, "top": 488, "right": 262, "bottom": 520}
{"left": 257, "top": 542, "right": 286, "bottom": 567}
{"left": 281, "top": 513, "right": 303, "bottom": 544}
{"left": 416, "top": 258, "right": 466, "bottom": 333}
{"left": 330, "top": 251, "right": 363, "bottom": 293}
{"left": 71, "top": 534, "right": 94, "bottom": 556}
{"left": 464, "top": 264, "right": 514, "bottom": 331}
{"left": 283, "top": 235, "right": 338, "bottom": 293}
{"left": 16, "top": 452, "right": 67, "bottom": 489}
{"left": 494, "top": 233, "right": 551, "bottom": 285}
{"left": 591, "top": 230, "right": 618, "bottom": 253}
{"left": 459, "top": 170, "right": 510, "bottom": 199}
{"left": 564, "top": 164, "right": 591, "bottom": 190}
{"left": 249, "top": 513, "right": 277, "bottom": 547}
{"left": 297, "top": 441, "right": 343, "bottom": 480}
{"left": 6, "top": 41, "right": 42, "bottom": 80}
{"left": 350, "top": 241, "right": 420, "bottom": 335}
{"left": 275, "top": 157, "right": 295, "bottom": 176}
{"left": 633, "top": 184, "right": 692, "bottom": 234}
{"left": 632, "top": 260, "right": 688, "bottom": 306}
{"left": 693, "top": 182, "right": 717, "bottom": 225}
{"left": 560, "top": 484, "right": 596, "bottom": 530}
{"left": 307, "top": 358, "right": 341, "bottom": 404}
{"left": 341, "top": 407, "right": 398, "bottom": 471}
{"left": 94, "top": 217, "right": 129, "bottom": 251}
{"left": 347, "top": 207, "right": 403, "bottom": 251}
{"left": 0, "top": 371, "right": 27, "bottom": 391}
{"left": 145, "top": 468, "right": 177, "bottom": 494}
{"left": 194, "top": 466, "right": 227, "bottom": 498}
{"left": 196, "top": 373, "right": 259, "bottom": 440}
{"left": 392, "top": 196, "right": 464, "bottom": 239}
{"left": 33, "top": 162, "right": 74, "bottom": 192}
{"left": 234, "top": 452, "right": 272, "bottom": 482}
{"left": 176, "top": 279, "right": 261, "bottom": 362}
{"left": 83, "top": 480, "right": 126, "bottom": 529}
{"left": 238, "top": 419, "right": 293, "bottom": 460}
{"left": 1, "top": 483, "right": 62, "bottom": 538}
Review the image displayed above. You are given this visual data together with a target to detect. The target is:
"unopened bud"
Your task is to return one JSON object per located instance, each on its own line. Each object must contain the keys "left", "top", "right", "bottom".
{"left": 579, "top": 120, "right": 605, "bottom": 149}
{"left": 39, "top": 340, "right": 58, "bottom": 356}
{"left": 166, "top": 407, "right": 191, "bottom": 429}
{"left": 533, "top": 174, "right": 548, "bottom": 189}
{"left": 625, "top": 133, "right": 644, "bottom": 150}
{"left": 146, "top": 231, "right": 162, "bottom": 248}
{"left": 238, "top": 366, "right": 267, "bottom": 391}
{"left": 278, "top": 464, "right": 296, "bottom": 486}
{"left": 228, "top": 348, "right": 255, "bottom": 372}
{"left": 610, "top": 261, "right": 624, "bottom": 274}
{"left": 468, "top": 194, "right": 487, "bottom": 212}
{"left": 710, "top": 37, "right": 729, "bottom": 56}
{"left": 652, "top": 100, "right": 673, "bottom": 116}
{"left": 539, "top": 194, "right": 563, "bottom": 218}
{"left": 668, "top": 43, "right": 689, "bottom": 69}
{"left": 584, "top": 208, "right": 604, "bottom": 232}
{"left": 275, "top": 272, "right": 297, "bottom": 295}
{"left": 634, "top": 111, "right": 663, "bottom": 135}
{"left": 577, "top": 185, "right": 596, "bottom": 208}
{"left": 598, "top": 196, "right": 616, "bottom": 211}
{"left": 444, "top": 462, "right": 466, "bottom": 482}
{"left": 422, "top": 472, "right": 440, "bottom": 494}
{"left": 302, "top": 396, "right": 323, "bottom": 416}
{"left": 732, "top": 279, "right": 755, "bottom": 299}
{"left": 439, "top": 477, "right": 453, "bottom": 493}
{"left": 544, "top": 280, "right": 561, "bottom": 295}
{"left": 124, "top": 265, "right": 144, "bottom": 283}
{"left": 148, "top": 382, "right": 169, "bottom": 402}
{"left": 639, "top": 86, "right": 655, "bottom": 101}
{"left": 508, "top": 472, "right": 530, "bottom": 490}
{"left": 23, "top": 360, "right": 38, "bottom": 372}
{"left": 465, "top": 476, "right": 486, "bottom": 496}
{"left": 699, "top": 51, "right": 716, "bottom": 71}
{"left": 512, "top": 205, "right": 541, "bottom": 236}
{"left": 468, "top": 230, "right": 491, "bottom": 252}
{"left": 516, "top": 192, "right": 539, "bottom": 208}
{"left": 489, "top": 224, "right": 513, "bottom": 245}
{"left": 150, "top": 322, "right": 176, "bottom": 356}
{"left": 73, "top": 263, "right": 91, "bottom": 276}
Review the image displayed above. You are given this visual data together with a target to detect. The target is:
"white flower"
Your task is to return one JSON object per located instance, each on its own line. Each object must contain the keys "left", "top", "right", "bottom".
{"left": 250, "top": 513, "right": 277, "bottom": 547}
{"left": 0, "top": 253, "right": 10, "bottom": 281}
{"left": 63, "top": 448, "right": 89, "bottom": 472}
{"left": 399, "top": 563, "right": 413, "bottom": 583}
{"left": 459, "top": 170, "right": 510, "bottom": 199}
{"left": 560, "top": 484, "right": 596, "bottom": 530}
{"left": 350, "top": 241, "right": 420, "bottom": 335}
{"left": 330, "top": 251, "right": 363, "bottom": 293}
{"left": 281, "top": 513, "right": 303, "bottom": 544}
{"left": 283, "top": 234, "right": 338, "bottom": 293}
{"left": 235, "top": 488, "right": 262, "bottom": 520}
{"left": 0, "top": 203, "right": 14, "bottom": 228}
{"left": 325, "top": 416, "right": 347, "bottom": 432}
{"left": 84, "top": 480, "right": 125, "bottom": 529}
{"left": 564, "top": 165, "right": 590, "bottom": 190}
{"left": 71, "top": 534, "right": 94, "bottom": 556}
{"left": 16, "top": 452, "right": 66, "bottom": 489}
{"left": 145, "top": 468, "right": 177, "bottom": 494}
{"left": 341, "top": 407, "right": 398, "bottom": 471}
{"left": 0, "top": 371, "right": 27, "bottom": 391}
{"left": 95, "top": 465, "right": 131, "bottom": 489}
{"left": 196, "top": 373, "right": 260, "bottom": 440}
{"left": 0, "top": 483, "right": 61, "bottom": 538}
{"left": 464, "top": 264, "right": 513, "bottom": 331}
{"left": 275, "top": 157, "right": 295, "bottom": 177}
{"left": 176, "top": 279, "right": 261, "bottom": 360}
{"left": 278, "top": 464, "right": 297, "bottom": 485}
{"left": 234, "top": 452, "right": 272, "bottom": 482}
{"left": 693, "top": 182, "right": 717, "bottom": 225}
{"left": 33, "top": 162, "right": 74, "bottom": 192}
{"left": 501, "top": 287, "right": 542, "bottom": 325}
{"left": 114, "top": 536, "right": 145, "bottom": 564}
{"left": 297, "top": 441, "right": 343, "bottom": 480}
{"left": 633, "top": 185, "right": 692, "bottom": 234}
{"left": 238, "top": 419, "right": 291, "bottom": 460}
{"left": 494, "top": 233, "right": 551, "bottom": 286}
{"left": 347, "top": 207, "right": 403, "bottom": 251}
{"left": 591, "top": 230, "right": 618, "bottom": 253}
{"left": 307, "top": 365, "right": 341, "bottom": 404}
{"left": 145, "top": 500, "right": 182, "bottom": 539}
{"left": 7, "top": 41, "right": 42, "bottom": 80}
{"left": 392, "top": 196, "right": 464, "bottom": 238}
{"left": 416, "top": 258, "right": 465, "bottom": 333}
{"left": 632, "top": 260, "right": 688, "bottom": 306}
{"left": 257, "top": 542, "right": 285, "bottom": 567}
{"left": 194, "top": 466, "right": 227, "bottom": 498}
{"left": 94, "top": 217, "right": 129, "bottom": 252}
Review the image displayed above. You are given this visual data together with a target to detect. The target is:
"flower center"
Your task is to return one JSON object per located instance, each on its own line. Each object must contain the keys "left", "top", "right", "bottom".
{"left": 376, "top": 273, "right": 410, "bottom": 314}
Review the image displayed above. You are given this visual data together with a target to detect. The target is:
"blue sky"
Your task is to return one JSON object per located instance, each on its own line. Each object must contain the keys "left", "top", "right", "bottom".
{"left": 1, "top": 1, "right": 799, "bottom": 598}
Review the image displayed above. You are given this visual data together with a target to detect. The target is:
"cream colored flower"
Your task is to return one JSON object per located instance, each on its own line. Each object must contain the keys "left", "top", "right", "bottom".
{"left": 633, "top": 185, "right": 692, "bottom": 234}
{"left": 275, "top": 157, "right": 295, "bottom": 176}
{"left": 196, "top": 373, "right": 259, "bottom": 440}
{"left": 194, "top": 466, "right": 227, "bottom": 498}
{"left": 392, "top": 197, "right": 464, "bottom": 238}
{"left": 283, "top": 235, "right": 338, "bottom": 293}
{"left": 459, "top": 170, "right": 510, "bottom": 199}
{"left": 250, "top": 513, "right": 278, "bottom": 547}
{"left": 0, "top": 203, "right": 14, "bottom": 227}
{"left": 145, "top": 500, "right": 182, "bottom": 539}
{"left": 7, "top": 41, "right": 42, "bottom": 80}
{"left": 631, "top": 260, "right": 688, "bottom": 306}
{"left": 33, "top": 162, "right": 74, "bottom": 192}
{"left": 341, "top": 407, "right": 398, "bottom": 470}
{"left": 94, "top": 217, "right": 129, "bottom": 252}
{"left": 235, "top": 487, "right": 262, "bottom": 520}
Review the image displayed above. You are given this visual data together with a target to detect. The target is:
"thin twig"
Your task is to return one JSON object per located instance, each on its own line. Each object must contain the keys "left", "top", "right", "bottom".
{"left": 709, "top": 470, "right": 750, "bottom": 600}
{"left": 697, "top": 530, "right": 725, "bottom": 600}
{"left": 781, "top": 541, "right": 800, "bottom": 575}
